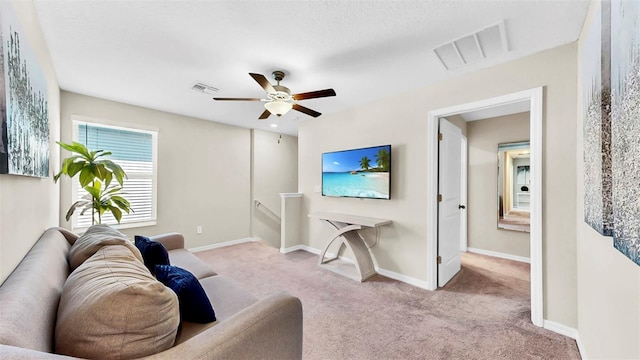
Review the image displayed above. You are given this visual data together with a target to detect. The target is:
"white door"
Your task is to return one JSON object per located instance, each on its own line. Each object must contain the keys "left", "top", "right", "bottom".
{"left": 438, "top": 118, "right": 463, "bottom": 287}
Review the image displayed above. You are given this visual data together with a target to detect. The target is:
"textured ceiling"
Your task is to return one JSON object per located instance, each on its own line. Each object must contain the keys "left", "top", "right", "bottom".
{"left": 33, "top": 0, "right": 589, "bottom": 135}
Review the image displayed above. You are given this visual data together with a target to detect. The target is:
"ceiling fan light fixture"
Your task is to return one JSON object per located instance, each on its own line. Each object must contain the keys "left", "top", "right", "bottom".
{"left": 264, "top": 100, "right": 292, "bottom": 116}
{"left": 214, "top": 72, "right": 335, "bottom": 119}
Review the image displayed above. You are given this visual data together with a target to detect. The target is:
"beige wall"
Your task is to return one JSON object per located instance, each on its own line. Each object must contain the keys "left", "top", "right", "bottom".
{"left": 445, "top": 115, "right": 467, "bottom": 137}
{"left": 0, "top": 1, "right": 60, "bottom": 283}
{"left": 59, "top": 92, "right": 251, "bottom": 249}
{"left": 467, "top": 112, "right": 530, "bottom": 258}
{"left": 576, "top": 0, "right": 640, "bottom": 358}
{"left": 251, "top": 129, "right": 298, "bottom": 248}
{"left": 299, "top": 43, "right": 577, "bottom": 327}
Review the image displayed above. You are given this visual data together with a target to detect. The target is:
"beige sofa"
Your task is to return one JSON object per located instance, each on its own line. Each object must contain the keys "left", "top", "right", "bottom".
{"left": 0, "top": 227, "right": 303, "bottom": 359}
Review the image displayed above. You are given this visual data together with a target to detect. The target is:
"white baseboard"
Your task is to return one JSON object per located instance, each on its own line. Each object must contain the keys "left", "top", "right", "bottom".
{"left": 543, "top": 320, "right": 578, "bottom": 339}
{"left": 280, "top": 244, "right": 320, "bottom": 254}
{"left": 281, "top": 245, "right": 352, "bottom": 263}
{"left": 283, "top": 245, "right": 431, "bottom": 290}
{"left": 575, "top": 333, "right": 588, "bottom": 360}
{"left": 467, "top": 247, "right": 531, "bottom": 263}
{"left": 374, "top": 267, "right": 431, "bottom": 290}
{"left": 189, "top": 237, "right": 258, "bottom": 253}
{"left": 543, "top": 320, "right": 585, "bottom": 359}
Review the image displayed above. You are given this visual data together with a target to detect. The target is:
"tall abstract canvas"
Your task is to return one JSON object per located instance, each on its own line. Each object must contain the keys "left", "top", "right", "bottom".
{"left": 583, "top": 1, "right": 613, "bottom": 236}
{"left": 611, "top": 0, "right": 640, "bottom": 265}
{"left": 0, "top": 2, "right": 49, "bottom": 178}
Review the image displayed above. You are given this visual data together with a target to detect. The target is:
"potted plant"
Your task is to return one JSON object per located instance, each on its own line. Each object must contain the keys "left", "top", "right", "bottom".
{"left": 54, "top": 141, "right": 132, "bottom": 224}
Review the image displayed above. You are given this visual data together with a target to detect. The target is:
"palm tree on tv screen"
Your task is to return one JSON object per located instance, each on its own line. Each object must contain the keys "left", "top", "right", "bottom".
{"left": 359, "top": 156, "right": 371, "bottom": 171}
{"left": 375, "top": 148, "right": 390, "bottom": 172}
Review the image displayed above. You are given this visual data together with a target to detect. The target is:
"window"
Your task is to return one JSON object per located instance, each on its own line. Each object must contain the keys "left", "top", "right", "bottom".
{"left": 72, "top": 120, "right": 157, "bottom": 229}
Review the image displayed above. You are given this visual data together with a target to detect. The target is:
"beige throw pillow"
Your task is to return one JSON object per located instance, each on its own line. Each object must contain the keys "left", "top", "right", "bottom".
{"left": 55, "top": 244, "right": 180, "bottom": 359}
{"left": 68, "top": 224, "right": 143, "bottom": 271}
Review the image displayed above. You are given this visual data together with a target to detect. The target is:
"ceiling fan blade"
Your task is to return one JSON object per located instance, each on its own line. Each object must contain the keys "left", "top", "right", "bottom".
{"left": 293, "top": 104, "right": 321, "bottom": 118}
{"left": 213, "top": 97, "right": 263, "bottom": 101}
{"left": 259, "top": 109, "right": 271, "bottom": 119}
{"left": 292, "top": 88, "right": 336, "bottom": 101}
{"left": 249, "top": 73, "right": 276, "bottom": 94}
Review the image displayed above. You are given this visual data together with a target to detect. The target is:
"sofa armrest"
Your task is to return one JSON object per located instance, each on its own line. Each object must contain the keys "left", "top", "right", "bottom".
{"left": 149, "top": 233, "right": 185, "bottom": 251}
{"left": 142, "top": 291, "right": 303, "bottom": 360}
{"left": 57, "top": 227, "right": 79, "bottom": 245}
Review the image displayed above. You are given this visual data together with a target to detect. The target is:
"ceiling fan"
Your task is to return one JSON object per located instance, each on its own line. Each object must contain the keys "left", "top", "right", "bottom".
{"left": 213, "top": 71, "right": 336, "bottom": 119}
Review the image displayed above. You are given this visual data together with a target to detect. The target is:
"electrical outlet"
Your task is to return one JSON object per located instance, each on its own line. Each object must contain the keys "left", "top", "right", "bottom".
{"left": 196, "top": 225, "right": 203, "bottom": 234}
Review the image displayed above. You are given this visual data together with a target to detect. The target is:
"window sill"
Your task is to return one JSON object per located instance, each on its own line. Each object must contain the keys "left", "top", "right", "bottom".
{"left": 73, "top": 220, "right": 157, "bottom": 233}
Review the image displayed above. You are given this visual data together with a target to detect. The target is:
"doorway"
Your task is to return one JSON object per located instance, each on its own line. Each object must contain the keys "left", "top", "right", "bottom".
{"left": 426, "top": 87, "right": 544, "bottom": 327}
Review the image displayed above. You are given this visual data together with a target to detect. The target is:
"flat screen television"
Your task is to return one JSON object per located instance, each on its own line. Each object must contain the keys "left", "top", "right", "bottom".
{"left": 322, "top": 145, "right": 391, "bottom": 200}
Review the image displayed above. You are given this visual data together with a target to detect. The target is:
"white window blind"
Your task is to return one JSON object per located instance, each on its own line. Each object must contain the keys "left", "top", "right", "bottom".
{"left": 73, "top": 122, "right": 157, "bottom": 229}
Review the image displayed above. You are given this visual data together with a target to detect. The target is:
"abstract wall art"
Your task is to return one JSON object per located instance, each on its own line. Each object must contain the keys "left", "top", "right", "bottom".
{"left": 0, "top": 2, "right": 49, "bottom": 178}
{"left": 582, "top": 0, "right": 613, "bottom": 236}
{"left": 610, "top": 0, "right": 639, "bottom": 265}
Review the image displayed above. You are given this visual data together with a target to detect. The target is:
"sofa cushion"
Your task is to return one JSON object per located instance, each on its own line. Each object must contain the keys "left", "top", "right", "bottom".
{"left": 135, "top": 235, "right": 170, "bottom": 274}
{"left": 68, "top": 224, "right": 142, "bottom": 271}
{"left": 174, "top": 275, "right": 259, "bottom": 345}
{"left": 167, "top": 248, "right": 217, "bottom": 279}
{"left": 55, "top": 244, "right": 180, "bottom": 360}
{"left": 155, "top": 265, "right": 216, "bottom": 324}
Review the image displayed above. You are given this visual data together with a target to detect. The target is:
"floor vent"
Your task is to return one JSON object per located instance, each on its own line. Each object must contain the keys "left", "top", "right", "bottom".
{"left": 433, "top": 21, "right": 508, "bottom": 71}
{"left": 192, "top": 82, "right": 219, "bottom": 94}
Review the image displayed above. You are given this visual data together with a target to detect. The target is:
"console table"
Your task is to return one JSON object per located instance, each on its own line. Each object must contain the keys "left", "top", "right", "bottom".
{"left": 308, "top": 212, "right": 392, "bottom": 282}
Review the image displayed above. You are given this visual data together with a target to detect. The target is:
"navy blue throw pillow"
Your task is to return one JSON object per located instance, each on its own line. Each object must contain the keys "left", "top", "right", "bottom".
{"left": 134, "top": 235, "right": 170, "bottom": 274}
{"left": 155, "top": 265, "right": 216, "bottom": 323}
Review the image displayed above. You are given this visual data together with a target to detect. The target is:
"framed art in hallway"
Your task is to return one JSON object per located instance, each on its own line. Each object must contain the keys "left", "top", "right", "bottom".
{"left": 582, "top": 0, "right": 613, "bottom": 237}
{"left": 610, "top": 0, "right": 639, "bottom": 266}
{"left": 0, "top": 2, "right": 49, "bottom": 178}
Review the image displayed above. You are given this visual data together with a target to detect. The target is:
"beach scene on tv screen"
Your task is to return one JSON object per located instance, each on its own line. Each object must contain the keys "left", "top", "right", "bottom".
{"left": 322, "top": 145, "right": 390, "bottom": 199}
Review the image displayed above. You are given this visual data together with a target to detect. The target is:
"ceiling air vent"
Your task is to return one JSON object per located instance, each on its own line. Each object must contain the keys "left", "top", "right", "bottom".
{"left": 191, "top": 82, "right": 219, "bottom": 95}
{"left": 433, "top": 21, "right": 508, "bottom": 71}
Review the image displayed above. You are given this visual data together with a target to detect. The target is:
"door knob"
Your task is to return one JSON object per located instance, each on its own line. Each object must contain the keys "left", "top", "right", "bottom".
{"left": 458, "top": 205, "right": 466, "bottom": 209}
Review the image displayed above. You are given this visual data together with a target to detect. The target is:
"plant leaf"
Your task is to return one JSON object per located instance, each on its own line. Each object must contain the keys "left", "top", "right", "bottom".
{"left": 55, "top": 158, "right": 72, "bottom": 182}
{"left": 110, "top": 194, "right": 128, "bottom": 203}
{"left": 66, "top": 200, "right": 91, "bottom": 221}
{"left": 93, "top": 163, "right": 108, "bottom": 181}
{"left": 79, "top": 167, "right": 94, "bottom": 187}
{"left": 103, "top": 170, "right": 113, "bottom": 188}
{"left": 101, "top": 159, "right": 126, "bottom": 185}
{"left": 94, "top": 151, "right": 112, "bottom": 159}
{"left": 84, "top": 183, "right": 102, "bottom": 200}
{"left": 57, "top": 141, "right": 80, "bottom": 154}
{"left": 109, "top": 206, "right": 123, "bottom": 223}
{"left": 111, "top": 196, "right": 131, "bottom": 212}
{"left": 97, "top": 204, "right": 107, "bottom": 216}
{"left": 67, "top": 161, "right": 85, "bottom": 177}
{"left": 68, "top": 141, "right": 92, "bottom": 159}
{"left": 103, "top": 187, "right": 124, "bottom": 197}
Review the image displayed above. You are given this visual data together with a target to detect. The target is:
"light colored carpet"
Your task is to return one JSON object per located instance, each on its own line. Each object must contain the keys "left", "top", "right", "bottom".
{"left": 195, "top": 242, "right": 580, "bottom": 360}
{"left": 498, "top": 216, "right": 531, "bottom": 232}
